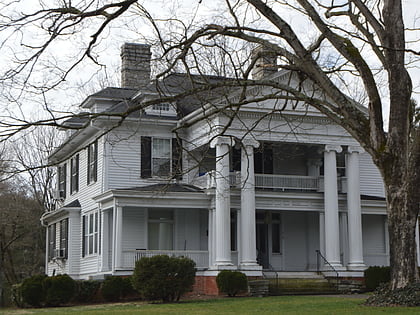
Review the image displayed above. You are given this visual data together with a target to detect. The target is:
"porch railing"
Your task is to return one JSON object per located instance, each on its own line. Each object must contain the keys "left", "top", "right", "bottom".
{"left": 193, "top": 172, "right": 347, "bottom": 192}
{"left": 255, "top": 174, "right": 319, "bottom": 190}
{"left": 123, "top": 250, "right": 209, "bottom": 269}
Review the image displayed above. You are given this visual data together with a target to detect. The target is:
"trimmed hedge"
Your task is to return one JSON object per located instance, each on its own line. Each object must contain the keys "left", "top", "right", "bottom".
{"left": 20, "top": 274, "right": 47, "bottom": 307}
{"left": 75, "top": 280, "right": 100, "bottom": 303}
{"left": 101, "top": 276, "right": 135, "bottom": 302}
{"left": 216, "top": 270, "right": 248, "bottom": 297}
{"left": 131, "top": 255, "right": 196, "bottom": 302}
{"left": 364, "top": 266, "right": 390, "bottom": 291}
{"left": 43, "top": 274, "right": 76, "bottom": 306}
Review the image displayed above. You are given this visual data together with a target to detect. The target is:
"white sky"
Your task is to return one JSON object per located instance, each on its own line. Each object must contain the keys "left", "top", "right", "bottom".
{"left": 0, "top": 0, "right": 419, "bottom": 129}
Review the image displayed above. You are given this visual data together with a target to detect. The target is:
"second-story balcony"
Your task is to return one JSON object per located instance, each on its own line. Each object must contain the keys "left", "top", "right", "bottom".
{"left": 192, "top": 171, "right": 346, "bottom": 193}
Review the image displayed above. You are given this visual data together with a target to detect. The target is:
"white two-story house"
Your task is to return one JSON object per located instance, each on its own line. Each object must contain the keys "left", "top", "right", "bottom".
{"left": 41, "top": 43, "right": 420, "bottom": 294}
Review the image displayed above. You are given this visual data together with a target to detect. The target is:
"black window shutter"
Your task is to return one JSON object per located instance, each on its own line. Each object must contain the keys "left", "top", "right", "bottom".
{"left": 63, "top": 163, "right": 67, "bottom": 198}
{"left": 87, "top": 145, "right": 91, "bottom": 185}
{"left": 172, "top": 138, "right": 182, "bottom": 180}
{"left": 76, "top": 154, "right": 79, "bottom": 191}
{"left": 94, "top": 142, "right": 98, "bottom": 182}
{"left": 232, "top": 147, "right": 241, "bottom": 172}
{"left": 141, "top": 137, "right": 152, "bottom": 178}
{"left": 82, "top": 216, "right": 86, "bottom": 258}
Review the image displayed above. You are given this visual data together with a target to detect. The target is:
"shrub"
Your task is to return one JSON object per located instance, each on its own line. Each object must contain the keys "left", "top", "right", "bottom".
{"left": 75, "top": 280, "right": 101, "bottom": 303}
{"left": 364, "top": 266, "right": 390, "bottom": 291}
{"left": 216, "top": 270, "right": 248, "bottom": 297}
{"left": 131, "top": 255, "right": 196, "bottom": 302}
{"left": 43, "top": 274, "right": 76, "bottom": 306}
{"left": 101, "top": 276, "right": 136, "bottom": 302}
{"left": 11, "top": 283, "right": 23, "bottom": 307}
{"left": 365, "top": 282, "right": 420, "bottom": 307}
{"left": 20, "top": 274, "right": 47, "bottom": 307}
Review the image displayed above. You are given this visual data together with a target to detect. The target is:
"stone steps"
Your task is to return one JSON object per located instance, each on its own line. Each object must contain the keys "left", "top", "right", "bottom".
{"left": 267, "top": 277, "right": 338, "bottom": 295}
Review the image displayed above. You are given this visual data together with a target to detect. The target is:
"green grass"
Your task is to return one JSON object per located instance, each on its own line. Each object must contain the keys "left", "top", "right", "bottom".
{"left": 1, "top": 296, "right": 419, "bottom": 315}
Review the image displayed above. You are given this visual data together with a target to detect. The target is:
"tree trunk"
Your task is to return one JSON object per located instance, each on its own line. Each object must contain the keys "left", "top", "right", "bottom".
{"left": 385, "top": 178, "right": 419, "bottom": 289}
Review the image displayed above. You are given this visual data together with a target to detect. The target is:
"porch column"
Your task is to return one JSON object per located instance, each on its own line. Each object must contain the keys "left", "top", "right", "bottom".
{"left": 324, "top": 144, "right": 343, "bottom": 268}
{"left": 114, "top": 205, "right": 123, "bottom": 270}
{"left": 208, "top": 207, "right": 215, "bottom": 267}
{"left": 240, "top": 138, "right": 261, "bottom": 269}
{"left": 210, "top": 136, "right": 234, "bottom": 267}
{"left": 416, "top": 218, "right": 420, "bottom": 267}
{"left": 346, "top": 146, "right": 365, "bottom": 270}
{"left": 101, "top": 209, "right": 110, "bottom": 272}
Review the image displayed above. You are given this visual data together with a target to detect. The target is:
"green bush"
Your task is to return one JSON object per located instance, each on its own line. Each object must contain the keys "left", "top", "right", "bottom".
{"left": 131, "top": 255, "right": 196, "bottom": 302}
{"left": 11, "top": 283, "right": 23, "bottom": 308}
{"left": 364, "top": 266, "right": 390, "bottom": 291}
{"left": 216, "top": 270, "right": 248, "bottom": 297}
{"left": 43, "top": 274, "right": 76, "bottom": 306}
{"left": 101, "top": 276, "right": 135, "bottom": 302}
{"left": 75, "top": 280, "right": 101, "bottom": 303}
{"left": 365, "top": 282, "right": 420, "bottom": 307}
{"left": 20, "top": 274, "right": 47, "bottom": 307}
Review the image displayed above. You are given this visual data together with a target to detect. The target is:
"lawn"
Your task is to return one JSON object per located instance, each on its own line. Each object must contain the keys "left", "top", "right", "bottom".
{"left": 2, "top": 295, "right": 419, "bottom": 315}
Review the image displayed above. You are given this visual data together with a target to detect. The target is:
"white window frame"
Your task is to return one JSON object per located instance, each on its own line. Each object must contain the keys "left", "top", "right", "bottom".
{"left": 83, "top": 212, "right": 99, "bottom": 256}
{"left": 151, "top": 138, "right": 172, "bottom": 177}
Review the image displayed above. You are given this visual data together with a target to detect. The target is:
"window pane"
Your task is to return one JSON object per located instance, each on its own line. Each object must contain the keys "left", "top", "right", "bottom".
{"left": 272, "top": 223, "right": 281, "bottom": 253}
{"left": 152, "top": 158, "right": 170, "bottom": 176}
{"left": 152, "top": 138, "right": 170, "bottom": 158}
{"left": 149, "top": 210, "right": 173, "bottom": 220}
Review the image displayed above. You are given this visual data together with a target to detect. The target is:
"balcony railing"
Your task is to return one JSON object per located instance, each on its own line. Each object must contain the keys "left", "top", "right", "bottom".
{"left": 193, "top": 172, "right": 346, "bottom": 192}
{"left": 122, "top": 250, "right": 209, "bottom": 269}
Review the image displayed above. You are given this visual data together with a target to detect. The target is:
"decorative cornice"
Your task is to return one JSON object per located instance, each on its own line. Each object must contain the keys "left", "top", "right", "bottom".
{"left": 347, "top": 145, "right": 364, "bottom": 154}
{"left": 210, "top": 136, "right": 234, "bottom": 148}
{"left": 324, "top": 144, "right": 343, "bottom": 153}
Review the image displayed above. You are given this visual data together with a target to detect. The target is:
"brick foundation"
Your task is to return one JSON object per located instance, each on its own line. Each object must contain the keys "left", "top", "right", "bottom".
{"left": 192, "top": 275, "right": 220, "bottom": 295}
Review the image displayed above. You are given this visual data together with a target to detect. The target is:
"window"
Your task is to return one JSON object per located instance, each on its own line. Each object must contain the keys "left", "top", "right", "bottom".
{"left": 152, "top": 103, "right": 170, "bottom": 111}
{"left": 87, "top": 141, "right": 98, "bottom": 184}
{"left": 59, "top": 219, "right": 68, "bottom": 259}
{"left": 141, "top": 137, "right": 182, "bottom": 179}
{"left": 148, "top": 210, "right": 173, "bottom": 250}
{"left": 70, "top": 154, "right": 79, "bottom": 193}
{"left": 82, "top": 212, "right": 99, "bottom": 257}
{"left": 152, "top": 138, "right": 171, "bottom": 176}
{"left": 48, "top": 224, "right": 56, "bottom": 261}
{"left": 57, "top": 164, "right": 66, "bottom": 198}
{"left": 271, "top": 213, "right": 282, "bottom": 254}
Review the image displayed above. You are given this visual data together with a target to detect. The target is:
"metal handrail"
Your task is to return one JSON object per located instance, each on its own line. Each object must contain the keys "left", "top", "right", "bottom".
{"left": 316, "top": 250, "right": 339, "bottom": 290}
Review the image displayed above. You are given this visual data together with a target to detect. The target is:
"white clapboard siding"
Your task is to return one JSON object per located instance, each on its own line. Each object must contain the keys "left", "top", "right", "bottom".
{"left": 64, "top": 137, "right": 104, "bottom": 212}
{"left": 106, "top": 131, "right": 143, "bottom": 190}
{"left": 362, "top": 214, "right": 389, "bottom": 266}
{"left": 122, "top": 207, "right": 147, "bottom": 251}
{"left": 68, "top": 215, "right": 81, "bottom": 276}
{"left": 359, "top": 152, "right": 385, "bottom": 197}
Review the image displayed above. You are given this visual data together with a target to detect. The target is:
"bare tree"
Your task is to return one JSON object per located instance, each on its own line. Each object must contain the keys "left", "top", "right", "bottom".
{"left": 0, "top": 0, "right": 419, "bottom": 291}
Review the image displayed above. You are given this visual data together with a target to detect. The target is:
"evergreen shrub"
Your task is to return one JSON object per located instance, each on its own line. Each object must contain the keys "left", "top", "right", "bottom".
{"left": 364, "top": 266, "right": 390, "bottom": 291}
{"left": 101, "top": 276, "right": 135, "bottom": 301}
{"left": 20, "top": 274, "right": 47, "bottom": 307}
{"left": 131, "top": 255, "right": 196, "bottom": 302}
{"left": 216, "top": 270, "right": 248, "bottom": 297}
{"left": 43, "top": 274, "right": 76, "bottom": 306}
{"left": 75, "top": 280, "right": 100, "bottom": 303}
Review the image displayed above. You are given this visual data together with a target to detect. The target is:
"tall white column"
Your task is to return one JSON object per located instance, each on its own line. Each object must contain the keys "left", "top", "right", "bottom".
{"left": 346, "top": 146, "right": 365, "bottom": 270}
{"left": 324, "top": 144, "right": 343, "bottom": 268}
{"left": 240, "top": 138, "right": 261, "bottom": 270}
{"left": 114, "top": 205, "right": 123, "bottom": 270}
{"left": 416, "top": 218, "right": 420, "bottom": 267}
{"left": 210, "top": 136, "right": 234, "bottom": 267}
{"left": 319, "top": 212, "right": 325, "bottom": 258}
{"left": 208, "top": 208, "right": 214, "bottom": 267}
{"left": 101, "top": 210, "right": 110, "bottom": 272}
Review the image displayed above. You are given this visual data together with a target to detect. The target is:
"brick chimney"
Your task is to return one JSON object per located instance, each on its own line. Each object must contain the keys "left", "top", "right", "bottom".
{"left": 120, "top": 43, "right": 151, "bottom": 89}
{"left": 251, "top": 46, "right": 277, "bottom": 80}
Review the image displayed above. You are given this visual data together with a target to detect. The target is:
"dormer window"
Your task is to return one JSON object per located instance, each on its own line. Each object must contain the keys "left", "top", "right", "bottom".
{"left": 87, "top": 141, "right": 98, "bottom": 184}
{"left": 70, "top": 154, "right": 79, "bottom": 194}
{"left": 145, "top": 102, "right": 177, "bottom": 117}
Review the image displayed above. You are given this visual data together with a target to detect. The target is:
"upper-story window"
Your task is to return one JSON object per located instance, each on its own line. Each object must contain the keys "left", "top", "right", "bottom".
{"left": 145, "top": 102, "right": 177, "bottom": 117}
{"left": 57, "top": 163, "right": 66, "bottom": 199}
{"left": 70, "top": 154, "right": 79, "bottom": 194}
{"left": 87, "top": 141, "right": 98, "bottom": 184}
{"left": 141, "top": 137, "right": 182, "bottom": 179}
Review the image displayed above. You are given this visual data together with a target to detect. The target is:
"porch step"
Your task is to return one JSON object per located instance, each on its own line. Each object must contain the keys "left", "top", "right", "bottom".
{"left": 267, "top": 277, "right": 338, "bottom": 295}
{"left": 263, "top": 271, "right": 324, "bottom": 279}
